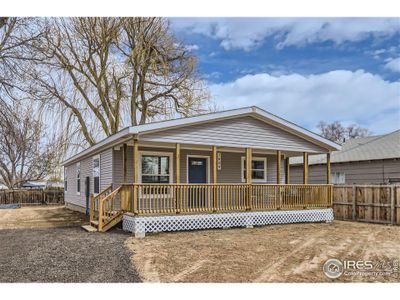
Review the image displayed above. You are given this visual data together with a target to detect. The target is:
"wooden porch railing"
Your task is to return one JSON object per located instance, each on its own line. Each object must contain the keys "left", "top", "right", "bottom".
{"left": 121, "top": 183, "right": 333, "bottom": 216}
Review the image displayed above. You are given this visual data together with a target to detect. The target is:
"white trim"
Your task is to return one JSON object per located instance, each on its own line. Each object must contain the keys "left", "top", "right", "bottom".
{"left": 92, "top": 154, "right": 101, "bottom": 195}
{"left": 76, "top": 162, "right": 81, "bottom": 195}
{"left": 241, "top": 156, "right": 267, "bottom": 183}
{"left": 186, "top": 155, "right": 211, "bottom": 184}
{"left": 138, "top": 150, "right": 174, "bottom": 184}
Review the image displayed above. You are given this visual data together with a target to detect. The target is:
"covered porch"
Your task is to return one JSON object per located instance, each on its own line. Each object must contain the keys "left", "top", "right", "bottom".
{"left": 90, "top": 140, "right": 333, "bottom": 233}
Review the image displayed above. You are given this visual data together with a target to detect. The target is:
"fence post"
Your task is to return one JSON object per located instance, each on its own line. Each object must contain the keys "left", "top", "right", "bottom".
{"left": 391, "top": 186, "right": 395, "bottom": 225}
{"left": 352, "top": 186, "right": 356, "bottom": 220}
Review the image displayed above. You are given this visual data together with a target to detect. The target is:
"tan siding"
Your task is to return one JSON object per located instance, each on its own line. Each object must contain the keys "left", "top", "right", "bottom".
{"left": 140, "top": 116, "right": 326, "bottom": 153}
{"left": 290, "top": 159, "right": 400, "bottom": 184}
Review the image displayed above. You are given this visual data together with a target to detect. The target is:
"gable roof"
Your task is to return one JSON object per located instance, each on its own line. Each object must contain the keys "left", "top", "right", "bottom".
{"left": 290, "top": 130, "right": 400, "bottom": 165}
{"left": 62, "top": 106, "right": 341, "bottom": 166}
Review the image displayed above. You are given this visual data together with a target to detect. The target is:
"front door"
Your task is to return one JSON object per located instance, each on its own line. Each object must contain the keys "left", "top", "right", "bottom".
{"left": 188, "top": 157, "right": 208, "bottom": 209}
{"left": 188, "top": 157, "right": 207, "bottom": 183}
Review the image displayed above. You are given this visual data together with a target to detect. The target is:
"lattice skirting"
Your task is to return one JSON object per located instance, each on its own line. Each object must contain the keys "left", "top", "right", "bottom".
{"left": 122, "top": 208, "right": 333, "bottom": 235}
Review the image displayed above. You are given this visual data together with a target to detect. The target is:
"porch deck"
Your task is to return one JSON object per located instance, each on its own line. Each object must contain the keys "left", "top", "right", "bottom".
{"left": 90, "top": 183, "right": 333, "bottom": 232}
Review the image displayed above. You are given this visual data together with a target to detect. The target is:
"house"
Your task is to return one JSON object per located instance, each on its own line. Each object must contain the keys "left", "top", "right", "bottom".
{"left": 62, "top": 106, "right": 341, "bottom": 235}
{"left": 21, "top": 181, "right": 64, "bottom": 189}
{"left": 289, "top": 130, "right": 400, "bottom": 185}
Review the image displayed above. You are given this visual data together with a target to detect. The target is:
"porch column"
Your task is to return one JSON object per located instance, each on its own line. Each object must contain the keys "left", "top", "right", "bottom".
{"left": 133, "top": 139, "right": 139, "bottom": 183}
{"left": 212, "top": 146, "right": 217, "bottom": 184}
{"left": 245, "top": 148, "right": 253, "bottom": 210}
{"left": 326, "top": 152, "right": 331, "bottom": 184}
{"left": 175, "top": 143, "right": 181, "bottom": 214}
{"left": 133, "top": 139, "right": 139, "bottom": 214}
{"left": 276, "top": 150, "right": 281, "bottom": 184}
{"left": 303, "top": 152, "right": 308, "bottom": 184}
{"left": 246, "top": 148, "right": 252, "bottom": 184}
{"left": 122, "top": 143, "right": 127, "bottom": 183}
{"left": 175, "top": 143, "right": 181, "bottom": 184}
{"left": 212, "top": 145, "right": 218, "bottom": 212}
{"left": 285, "top": 157, "right": 290, "bottom": 184}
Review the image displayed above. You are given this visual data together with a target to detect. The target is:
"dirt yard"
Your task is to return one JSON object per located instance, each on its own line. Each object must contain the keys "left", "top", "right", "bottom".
{"left": 0, "top": 205, "right": 86, "bottom": 230}
{"left": 0, "top": 206, "right": 140, "bottom": 282}
{"left": 127, "top": 221, "right": 400, "bottom": 283}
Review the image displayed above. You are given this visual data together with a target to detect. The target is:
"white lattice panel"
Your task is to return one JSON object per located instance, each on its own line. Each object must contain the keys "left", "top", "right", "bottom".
{"left": 122, "top": 209, "right": 333, "bottom": 234}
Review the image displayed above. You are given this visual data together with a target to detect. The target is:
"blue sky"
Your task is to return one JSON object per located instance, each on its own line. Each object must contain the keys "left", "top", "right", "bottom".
{"left": 171, "top": 18, "right": 400, "bottom": 134}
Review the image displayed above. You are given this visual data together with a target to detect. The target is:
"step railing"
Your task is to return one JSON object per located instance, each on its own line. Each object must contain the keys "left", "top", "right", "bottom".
{"left": 89, "top": 184, "right": 112, "bottom": 224}
{"left": 98, "top": 186, "right": 123, "bottom": 231}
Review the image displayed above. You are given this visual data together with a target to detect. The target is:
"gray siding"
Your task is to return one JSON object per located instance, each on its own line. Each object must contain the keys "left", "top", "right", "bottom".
{"left": 64, "top": 148, "right": 113, "bottom": 208}
{"left": 114, "top": 146, "right": 285, "bottom": 185}
{"left": 289, "top": 159, "right": 400, "bottom": 184}
{"left": 140, "top": 116, "right": 327, "bottom": 153}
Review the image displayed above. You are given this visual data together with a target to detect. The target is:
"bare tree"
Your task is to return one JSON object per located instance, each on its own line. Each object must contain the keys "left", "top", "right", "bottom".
{"left": 318, "top": 121, "right": 372, "bottom": 144}
{"left": 0, "top": 17, "right": 45, "bottom": 95}
{"left": 30, "top": 17, "right": 210, "bottom": 147}
{"left": 0, "top": 101, "right": 65, "bottom": 188}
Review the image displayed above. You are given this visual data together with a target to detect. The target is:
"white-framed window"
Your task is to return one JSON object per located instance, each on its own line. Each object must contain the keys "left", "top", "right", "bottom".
{"left": 76, "top": 162, "right": 81, "bottom": 195}
{"left": 139, "top": 151, "right": 173, "bottom": 184}
{"left": 241, "top": 157, "right": 267, "bottom": 183}
{"left": 93, "top": 155, "right": 100, "bottom": 194}
{"left": 331, "top": 172, "right": 346, "bottom": 184}
{"left": 64, "top": 167, "right": 68, "bottom": 192}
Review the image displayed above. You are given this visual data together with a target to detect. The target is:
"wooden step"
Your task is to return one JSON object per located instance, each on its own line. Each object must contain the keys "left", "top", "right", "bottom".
{"left": 81, "top": 224, "right": 98, "bottom": 232}
{"left": 90, "top": 220, "right": 99, "bottom": 227}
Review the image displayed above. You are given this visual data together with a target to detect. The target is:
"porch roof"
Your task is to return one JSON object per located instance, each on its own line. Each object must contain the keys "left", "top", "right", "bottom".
{"left": 62, "top": 106, "right": 341, "bottom": 166}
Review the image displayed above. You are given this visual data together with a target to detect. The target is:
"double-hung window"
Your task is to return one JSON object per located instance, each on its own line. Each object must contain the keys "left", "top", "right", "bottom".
{"left": 76, "top": 162, "right": 81, "bottom": 195}
{"left": 331, "top": 172, "right": 345, "bottom": 184}
{"left": 141, "top": 153, "right": 171, "bottom": 184}
{"left": 93, "top": 155, "right": 100, "bottom": 194}
{"left": 241, "top": 157, "right": 267, "bottom": 182}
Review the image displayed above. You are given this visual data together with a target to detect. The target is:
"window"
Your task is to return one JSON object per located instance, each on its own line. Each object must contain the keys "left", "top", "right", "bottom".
{"left": 93, "top": 155, "right": 100, "bottom": 194}
{"left": 241, "top": 157, "right": 267, "bottom": 182}
{"left": 331, "top": 172, "right": 345, "bottom": 184}
{"left": 76, "top": 162, "right": 81, "bottom": 194}
{"left": 64, "top": 167, "right": 68, "bottom": 192}
{"left": 140, "top": 153, "right": 172, "bottom": 183}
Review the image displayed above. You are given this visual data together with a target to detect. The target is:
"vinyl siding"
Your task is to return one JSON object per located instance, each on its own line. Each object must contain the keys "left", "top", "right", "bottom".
{"left": 113, "top": 146, "right": 285, "bottom": 184}
{"left": 289, "top": 159, "right": 400, "bottom": 184}
{"left": 64, "top": 148, "right": 113, "bottom": 208}
{"left": 140, "top": 116, "right": 327, "bottom": 153}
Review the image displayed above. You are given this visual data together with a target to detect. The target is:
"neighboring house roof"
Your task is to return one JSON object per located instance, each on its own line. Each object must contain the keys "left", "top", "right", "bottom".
{"left": 22, "top": 181, "right": 64, "bottom": 188}
{"left": 62, "top": 106, "right": 341, "bottom": 166}
{"left": 290, "top": 130, "right": 400, "bottom": 165}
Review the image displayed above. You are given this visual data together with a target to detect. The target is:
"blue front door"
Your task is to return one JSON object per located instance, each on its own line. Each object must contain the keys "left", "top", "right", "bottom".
{"left": 188, "top": 157, "right": 207, "bottom": 183}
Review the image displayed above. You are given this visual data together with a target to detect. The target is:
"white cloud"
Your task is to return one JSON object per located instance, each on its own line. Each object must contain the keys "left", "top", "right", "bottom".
{"left": 209, "top": 70, "right": 400, "bottom": 134}
{"left": 185, "top": 44, "right": 199, "bottom": 51}
{"left": 384, "top": 57, "right": 400, "bottom": 73}
{"left": 172, "top": 18, "right": 400, "bottom": 51}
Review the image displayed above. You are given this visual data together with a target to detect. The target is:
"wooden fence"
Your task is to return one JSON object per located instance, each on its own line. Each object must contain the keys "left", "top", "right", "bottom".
{"left": 0, "top": 189, "right": 64, "bottom": 205}
{"left": 333, "top": 185, "right": 400, "bottom": 225}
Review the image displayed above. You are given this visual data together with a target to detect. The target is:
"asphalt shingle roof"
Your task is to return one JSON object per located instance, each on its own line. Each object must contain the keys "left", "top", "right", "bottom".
{"left": 290, "top": 130, "right": 400, "bottom": 165}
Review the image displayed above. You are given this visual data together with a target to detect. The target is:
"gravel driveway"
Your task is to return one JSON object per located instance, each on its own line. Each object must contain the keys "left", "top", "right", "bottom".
{"left": 0, "top": 226, "right": 140, "bottom": 282}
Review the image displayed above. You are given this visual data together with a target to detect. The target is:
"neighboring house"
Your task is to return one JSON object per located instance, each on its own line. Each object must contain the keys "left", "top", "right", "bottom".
{"left": 62, "top": 106, "right": 341, "bottom": 235}
{"left": 289, "top": 130, "right": 400, "bottom": 184}
{"left": 22, "top": 181, "right": 64, "bottom": 189}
